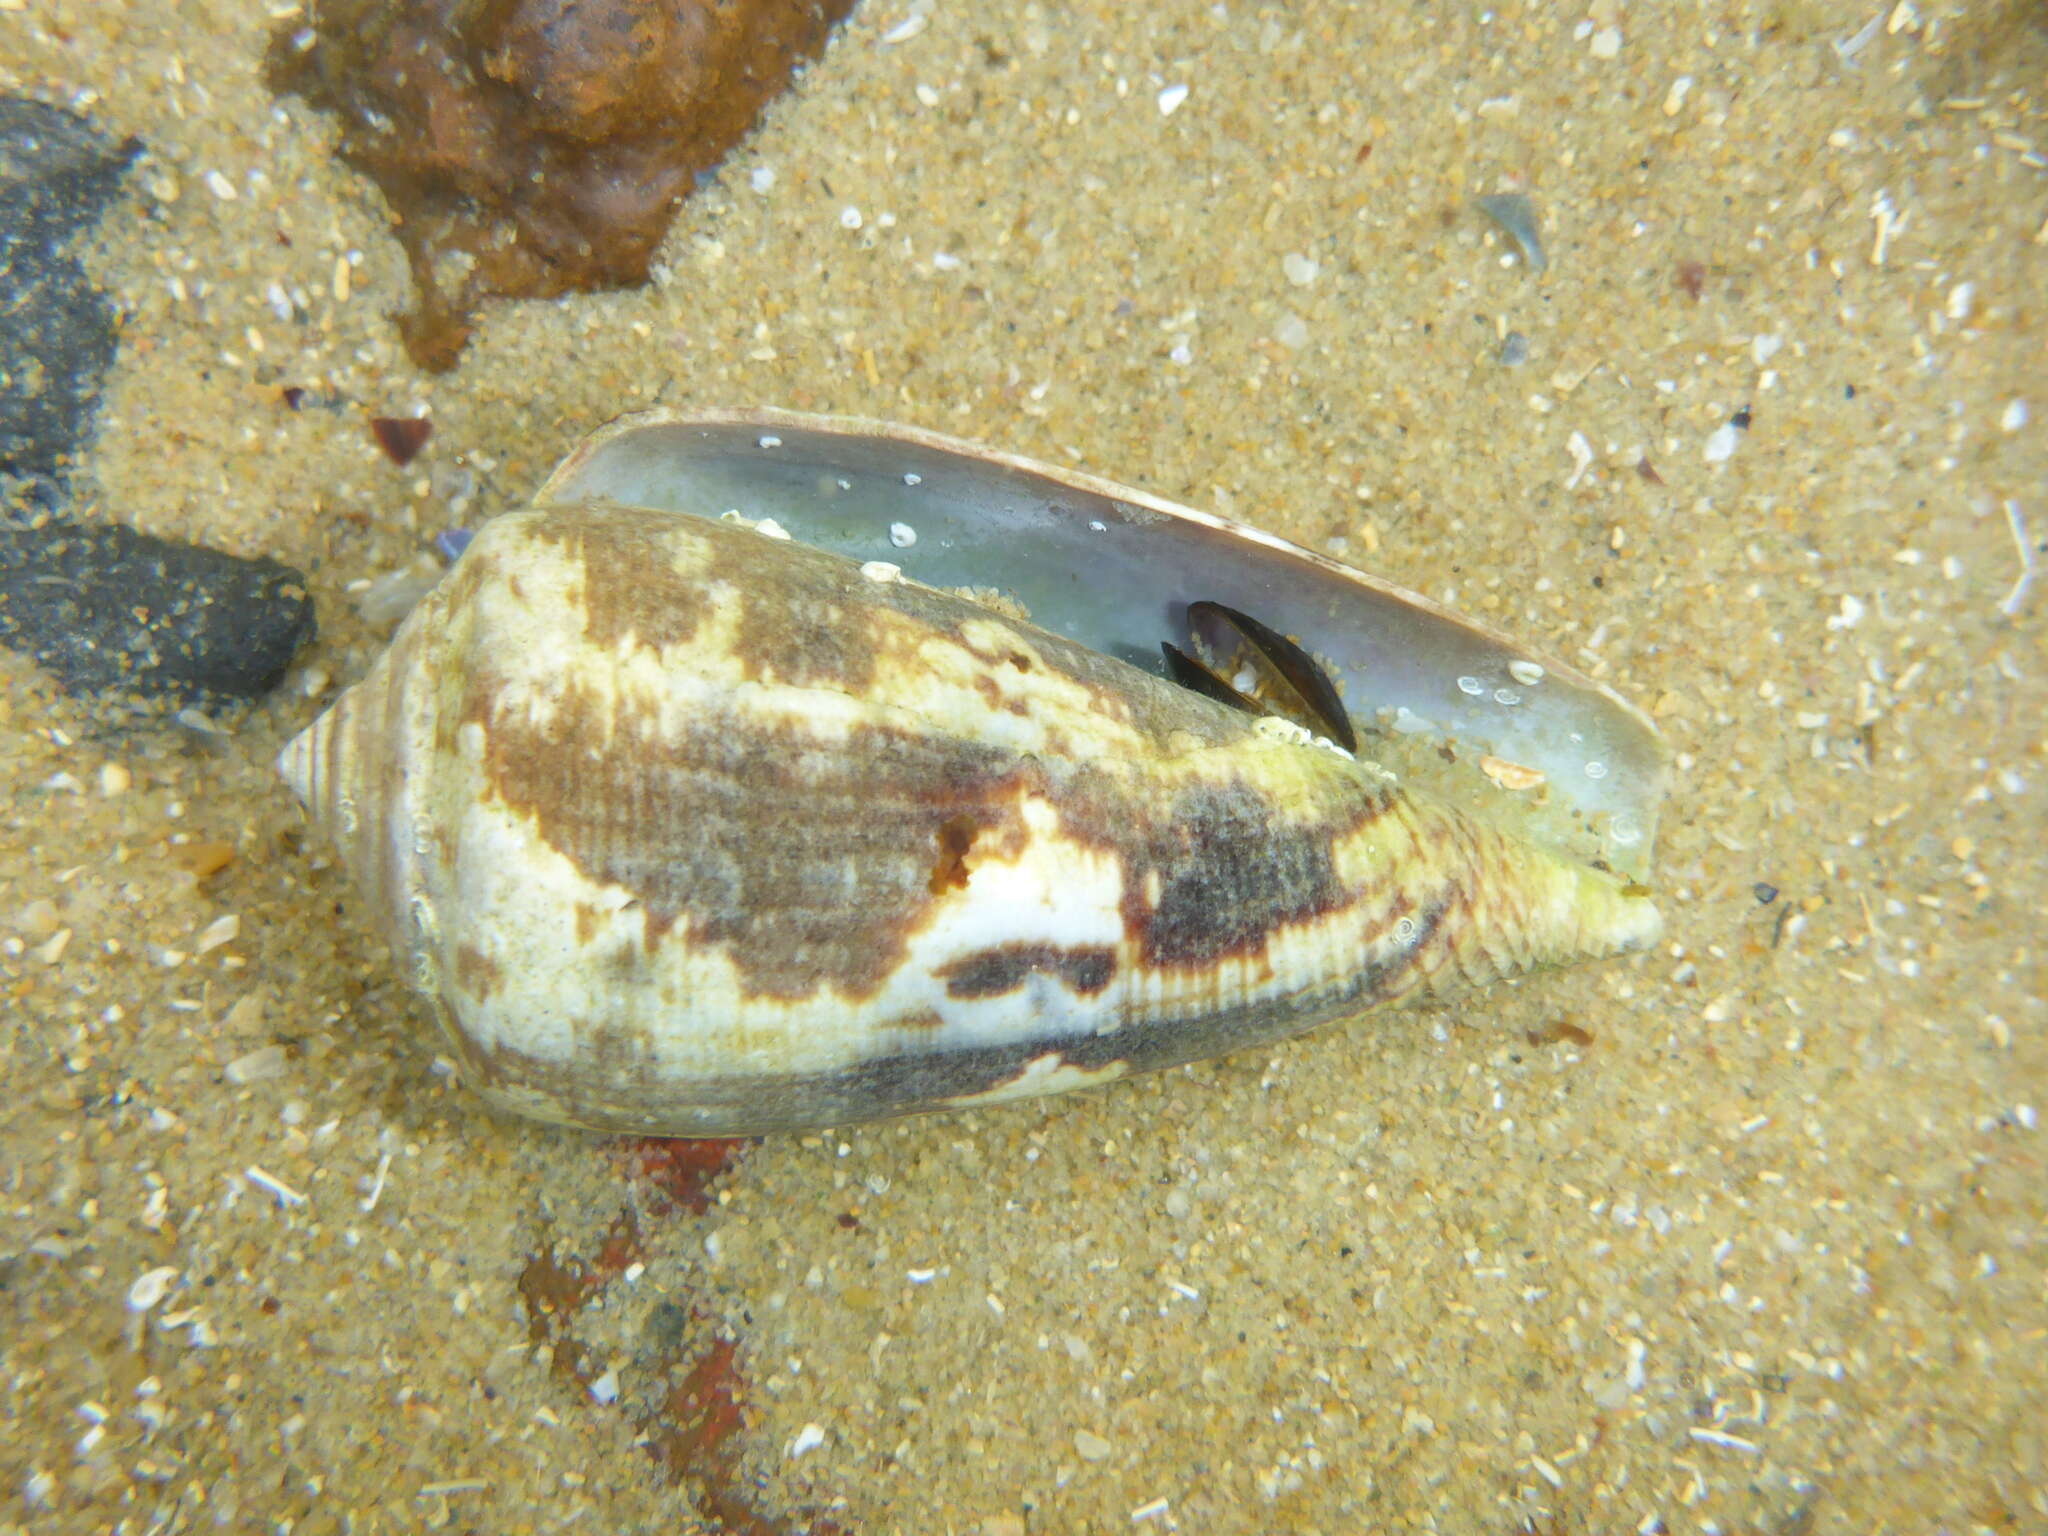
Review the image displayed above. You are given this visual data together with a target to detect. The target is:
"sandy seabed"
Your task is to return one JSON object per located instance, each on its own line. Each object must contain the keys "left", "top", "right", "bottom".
{"left": 3, "top": 2, "right": 2044, "bottom": 1532}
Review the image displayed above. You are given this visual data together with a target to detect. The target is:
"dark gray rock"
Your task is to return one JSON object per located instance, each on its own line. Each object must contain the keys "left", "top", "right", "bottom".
{"left": 0, "top": 97, "right": 140, "bottom": 483}
{"left": 0, "top": 508, "right": 316, "bottom": 701}
{"left": 0, "top": 96, "right": 317, "bottom": 703}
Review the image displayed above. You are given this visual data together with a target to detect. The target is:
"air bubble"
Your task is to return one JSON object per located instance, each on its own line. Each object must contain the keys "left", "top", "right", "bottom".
{"left": 1584, "top": 760, "right": 1609, "bottom": 780}
{"left": 903, "top": 471, "right": 923, "bottom": 487}
{"left": 889, "top": 522, "right": 917, "bottom": 548}
{"left": 757, "top": 434, "right": 783, "bottom": 449}
{"left": 1395, "top": 917, "right": 1418, "bottom": 941}
{"left": 1609, "top": 813, "right": 1642, "bottom": 846}
{"left": 1493, "top": 688, "right": 1521, "bottom": 706}
{"left": 1456, "top": 675, "right": 1486, "bottom": 696}
{"left": 1089, "top": 519, "right": 1108, "bottom": 533}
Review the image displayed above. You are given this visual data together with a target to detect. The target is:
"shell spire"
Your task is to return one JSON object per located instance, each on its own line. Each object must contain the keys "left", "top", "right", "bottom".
{"left": 1331, "top": 783, "right": 1662, "bottom": 1005}
{"left": 277, "top": 613, "right": 438, "bottom": 972}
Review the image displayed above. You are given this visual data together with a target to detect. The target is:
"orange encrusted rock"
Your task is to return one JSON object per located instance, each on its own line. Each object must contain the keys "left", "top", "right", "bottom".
{"left": 267, "top": 0, "right": 856, "bottom": 370}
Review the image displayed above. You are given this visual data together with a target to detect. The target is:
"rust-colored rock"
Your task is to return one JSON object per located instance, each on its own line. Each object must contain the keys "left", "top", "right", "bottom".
{"left": 268, "top": 0, "right": 857, "bottom": 372}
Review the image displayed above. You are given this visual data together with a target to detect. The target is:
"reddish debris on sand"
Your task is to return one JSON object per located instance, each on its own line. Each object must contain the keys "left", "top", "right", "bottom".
{"left": 619, "top": 1136, "right": 752, "bottom": 1215}
{"left": 1676, "top": 260, "right": 1706, "bottom": 300}
{"left": 517, "top": 1211, "right": 641, "bottom": 1384}
{"left": 267, "top": 0, "right": 857, "bottom": 372}
{"left": 369, "top": 414, "right": 432, "bottom": 465}
{"left": 1524, "top": 1019, "right": 1596, "bottom": 1049}
{"left": 650, "top": 1339, "right": 770, "bottom": 1532}
{"left": 652, "top": 1338, "right": 747, "bottom": 1475}
{"left": 512, "top": 1142, "right": 838, "bottom": 1532}
{"left": 648, "top": 1336, "right": 845, "bottom": 1535}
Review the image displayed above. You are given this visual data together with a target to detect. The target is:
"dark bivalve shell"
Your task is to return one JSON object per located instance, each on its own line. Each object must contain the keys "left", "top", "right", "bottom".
{"left": 278, "top": 413, "right": 1665, "bottom": 1136}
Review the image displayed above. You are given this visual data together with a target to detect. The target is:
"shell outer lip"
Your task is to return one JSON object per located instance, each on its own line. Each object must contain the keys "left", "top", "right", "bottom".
{"left": 535, "top": 404, "right": 1672, "bottom": 876}
{"left": 538, "top": 405, "right": 1649, "bottom": 720}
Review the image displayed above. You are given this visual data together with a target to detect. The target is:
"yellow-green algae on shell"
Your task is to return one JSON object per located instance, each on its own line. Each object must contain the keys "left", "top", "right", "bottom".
{"left": 277, "top": 414, "right": 1665, "bottom": 1136}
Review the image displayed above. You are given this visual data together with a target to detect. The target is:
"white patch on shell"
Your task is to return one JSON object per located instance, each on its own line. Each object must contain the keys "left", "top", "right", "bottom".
{"left": 942, "top": 1051, "right": 1130, "bottom": 1109}
{"left": 1250, "top": 713, "right": 1354, "bottom": 761}
{"left": 889, "top": 799, "right": 1128, "bottom": 1045}
{"left": 860, "top": 560, "right": 902, "bottom": 583}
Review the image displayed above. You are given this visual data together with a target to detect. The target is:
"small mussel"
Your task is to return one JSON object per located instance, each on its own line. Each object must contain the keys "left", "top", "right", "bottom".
{"left": 279, "top": 409, "right": 1666, "bottom": 1136}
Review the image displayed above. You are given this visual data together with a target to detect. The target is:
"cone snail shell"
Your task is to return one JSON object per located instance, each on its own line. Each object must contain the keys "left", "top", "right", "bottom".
{"left": 278, "top": 410, "right": 1665, "bottom": 1136}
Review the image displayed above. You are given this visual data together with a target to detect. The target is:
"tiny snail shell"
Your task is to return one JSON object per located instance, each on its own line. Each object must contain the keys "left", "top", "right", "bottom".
{"left": 278, "top": 412, "right": 1664, "bottom": 1136}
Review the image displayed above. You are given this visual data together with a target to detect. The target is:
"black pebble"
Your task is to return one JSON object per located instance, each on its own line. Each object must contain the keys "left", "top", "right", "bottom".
{"left": 0, "top": 97, "right": 138, "bottom": 485}
{"left": 1, "top": 96, "right": 316, "bottom": 702}
{"left": 0, "top": 513, "right": 315, "bottom": 701}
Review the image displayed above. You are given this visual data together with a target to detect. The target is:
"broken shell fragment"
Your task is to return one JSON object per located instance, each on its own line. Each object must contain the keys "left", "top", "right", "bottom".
{"left": 278, "top": 411, "right": 1667, "bottom": 1136}
{"left": 1480, "top": 755, "right": 1548, "bottom": 793}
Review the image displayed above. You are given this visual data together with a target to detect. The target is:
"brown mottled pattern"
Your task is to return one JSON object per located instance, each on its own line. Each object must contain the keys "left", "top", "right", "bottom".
{"left": 477, "top": 678, "right": 1042, "bottom": 1000}
{"left": 1121, "top": 780, "right": 1351, "bottom": 967}
{"left": 454, "top": 943, "right": 502, "bottom": 1000}
{"left": 462, "top": 506, "right": 1345, "bottom": 1003}
{"left": 936, "top": 943, "right": 1119, "bottom": 1000}
{"left": 436, "top": 508, "right": 1639, "bottom": 1037}
{"left": 472, "top": 673, "right": 1393, "bottom": 1006}
{"left": 473, "top": 671, "right": 1400, "bottom": 1011}
{"left": 522, "top": 501, "right": 710, "bottom": 653}
{"left": 928, "top": 814, "right": 977, "bottom": 894}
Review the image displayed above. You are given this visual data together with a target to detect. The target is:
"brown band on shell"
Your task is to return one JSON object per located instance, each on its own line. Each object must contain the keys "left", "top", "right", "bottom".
{"left": 471, "top": 670, "right": 1401, "bottom": 1007}
{"left": 522, "top": 501, "right": 713, "bottom": 654}
{"left": 474, "top": 682, "right": 1040, "bottom": 1001}
{"left": 929, "top": 814, "right": 978, "bottom": 894}
{"left": 454, "top": 943, "right": 502, "bottom": 1001}
{"left": 936, "top": 943, "right": 1119, "bottom": 1000}
{"left": 1123, "top": 780, "right": 1345, "bottom": 968}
